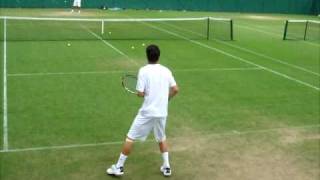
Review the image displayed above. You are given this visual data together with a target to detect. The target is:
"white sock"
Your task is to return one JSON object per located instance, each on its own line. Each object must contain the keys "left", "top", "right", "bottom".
{"left": 116, "top": 153, "right": 127, "bottom": 168}
{"left": 162, "top": 152, "right": 170, "bottom": 168}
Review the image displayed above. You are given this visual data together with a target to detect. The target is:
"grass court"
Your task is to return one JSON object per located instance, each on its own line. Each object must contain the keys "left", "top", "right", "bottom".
{"left": 0, "top": 8, "right": 319, "bottom": 180}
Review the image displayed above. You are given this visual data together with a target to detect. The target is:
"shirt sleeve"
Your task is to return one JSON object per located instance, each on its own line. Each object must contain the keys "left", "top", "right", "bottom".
{"left": 169, "top": 72, "right": 177, "bottom": 87}
{"left": 136, "top": 70, "right": 145, "bottom": 92}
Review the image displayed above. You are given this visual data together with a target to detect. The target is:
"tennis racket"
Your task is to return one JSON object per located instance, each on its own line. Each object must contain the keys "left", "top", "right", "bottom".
{"left": 122, "top": 74, "right": 138, "bottom": 94}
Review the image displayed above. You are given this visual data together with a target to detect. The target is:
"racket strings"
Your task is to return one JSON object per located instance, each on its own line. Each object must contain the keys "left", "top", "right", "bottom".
{"left": 122, "top": 75, "right": 137, "bottom": 94}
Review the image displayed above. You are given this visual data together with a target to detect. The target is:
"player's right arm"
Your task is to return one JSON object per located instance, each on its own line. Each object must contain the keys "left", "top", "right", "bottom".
{"left": 137, "top": 91, "right": 145, "bottom": 97}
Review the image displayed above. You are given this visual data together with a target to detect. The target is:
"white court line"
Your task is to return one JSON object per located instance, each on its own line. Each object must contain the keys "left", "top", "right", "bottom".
{"left": 175, "top": 67, "right": 262, "bottom": 72}
{"left": 3, "top": 18, "right": 8, "bottom": 151}
{"left": 140, "top": 21, "right": 320, "bottom": 91}
{"left": 0, "top": 141, "right": 125, "bottom": 153}
{"left": 160, "top": 21, "right": 320, "bottom": 77}
{"left": 0, "top": 124, "right": 318, "bottom": 153}
{"left": 0, "top": 16, "right": 208, "bottom": 22}
{"left": 8, "top": 70, "right": 128, "bottom": 77}
{"left": 7, "top": 67, "right": 263, "bottom": 77}
{"left": 81, "top": 25, "right": 139, "bottom": 66}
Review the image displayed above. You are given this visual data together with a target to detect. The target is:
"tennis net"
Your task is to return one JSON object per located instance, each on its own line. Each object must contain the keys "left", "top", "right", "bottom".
{"left": 0, "top": 16, "right": 233, "bottom": 41}
{"left": 283, "top": 20, "right": 320, "bottom": 42}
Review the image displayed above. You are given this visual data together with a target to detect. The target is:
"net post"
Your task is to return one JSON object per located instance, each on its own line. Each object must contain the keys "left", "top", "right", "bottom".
{"left": 101, "top": 20, "right": 104, "bottom": 35}
{"left": 303, "top": 21, "right": 309, "bottom": 41}
{"left": 206, "top": 17, "right": 210, "bottom": 40}
{"left": 283, "top": 20, "right": 288, "bottom": 40}
{"left": 230, "top": 19, "right": 234, "bottom": 41}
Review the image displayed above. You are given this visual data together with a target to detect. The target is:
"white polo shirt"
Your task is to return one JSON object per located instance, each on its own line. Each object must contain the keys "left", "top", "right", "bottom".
{"left": 136, "top": 64, "right": 177, "bottom": 117}
{"left": 73, "top": 0, "right": 81, "bottom": 7}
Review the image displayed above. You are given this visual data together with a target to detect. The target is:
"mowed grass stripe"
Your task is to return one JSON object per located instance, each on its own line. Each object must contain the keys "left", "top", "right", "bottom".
{"left": 232, "top": 21, "right": 319, "bottom": 75}
{"left": 236, "top": 22, "right": 320, "bottom": 47}
{"left": 80, "top": 24, "right": 140, "bottom": 67}
{"left": 7, "top": 40, "right": 138, "bottom": 74}
{"left": 7, "top": 73, "right": 140, "bottom": 148}
{"left": 160, "top": 20, "right": 319, "bottom": 76}
{"left": 140, "top": 20, "right": 320, "bottom": 91}
{"left": 214, "top": 40, "right": 320, "bottom": 76}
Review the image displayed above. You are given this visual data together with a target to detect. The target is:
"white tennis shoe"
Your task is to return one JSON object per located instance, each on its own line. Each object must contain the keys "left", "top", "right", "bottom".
{"left": 106, "top": 164, "right": 124, "bottom": 176}
{"left": 160, "top": 166, "right": 171, "bottom": 177}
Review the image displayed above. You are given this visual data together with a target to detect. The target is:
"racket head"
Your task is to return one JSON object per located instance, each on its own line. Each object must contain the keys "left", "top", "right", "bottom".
{"left": 122, "top": 74, "right": 138, "bottom": 94}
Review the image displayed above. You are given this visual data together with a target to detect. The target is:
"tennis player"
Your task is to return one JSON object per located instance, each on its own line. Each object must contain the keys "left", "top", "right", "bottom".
{"left": 107, "top": 45, "right": 179, "bottom": 177}
{"left": 71, "top": 0, "right": 81, "bottom": 13}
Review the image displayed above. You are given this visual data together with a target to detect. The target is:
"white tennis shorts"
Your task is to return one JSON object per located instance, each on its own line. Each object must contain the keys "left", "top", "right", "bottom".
{"left": 73, "top": 0, "right": 81, "bottom": 7}
{"left": 127, "top": 113, "right": 167, "bottom": 142}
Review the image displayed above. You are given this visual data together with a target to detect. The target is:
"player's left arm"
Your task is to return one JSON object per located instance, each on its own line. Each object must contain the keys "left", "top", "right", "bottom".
{"left": 168, "top": 71, "right": 178, "bottom": 100}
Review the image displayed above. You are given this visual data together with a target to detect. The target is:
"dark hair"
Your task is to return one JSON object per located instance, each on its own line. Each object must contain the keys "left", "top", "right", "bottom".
{"left": 146, "top": 44, "right": 160, "bottom": 63}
